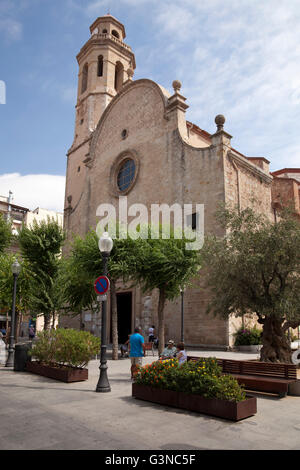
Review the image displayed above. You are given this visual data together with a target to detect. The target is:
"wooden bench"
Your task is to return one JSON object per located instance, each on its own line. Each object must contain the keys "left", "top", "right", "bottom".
{"left": 187, "top": 356, "right": 297, "bottom": 397}
{"left": 144, "top": 342, "right": 155, "bottom": 356}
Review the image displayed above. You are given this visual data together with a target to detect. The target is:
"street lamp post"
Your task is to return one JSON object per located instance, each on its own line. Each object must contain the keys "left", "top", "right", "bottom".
{"left": 96, "top": 232, "right": 113, "bottom": 393}
{"left": 5, "top": 260, "right": 21, "bottom": 367}
{"left": 180, "top": 287, "right": 185, "bottom": 343}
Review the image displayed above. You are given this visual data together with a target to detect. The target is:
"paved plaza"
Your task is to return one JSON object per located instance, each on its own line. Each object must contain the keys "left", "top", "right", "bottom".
{"left": 0, "top": 350, "right": 299, "bottom": 450}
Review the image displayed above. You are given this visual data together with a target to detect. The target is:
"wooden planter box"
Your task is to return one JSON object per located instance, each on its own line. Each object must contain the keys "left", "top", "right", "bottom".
{"left": 132, "top": 383, "right": 257, "bottom": 421}
{"left": 26, "top": 361, "right": 88, "bottom": 383}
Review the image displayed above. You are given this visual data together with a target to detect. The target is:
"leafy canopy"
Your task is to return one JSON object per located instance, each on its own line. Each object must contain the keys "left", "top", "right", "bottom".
{"left": 18, "top": 218, "right": 65, "bottom": 318}
{"left": 203, "top": 205, "right": 300, "bottom": 325}
{"left": 0, "top": 213, "right": 12, "bottom": 253}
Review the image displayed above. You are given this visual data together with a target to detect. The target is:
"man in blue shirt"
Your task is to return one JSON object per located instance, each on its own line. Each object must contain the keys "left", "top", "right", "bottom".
{"left": 129, "top": 327, "right": 145, "bottom": 379}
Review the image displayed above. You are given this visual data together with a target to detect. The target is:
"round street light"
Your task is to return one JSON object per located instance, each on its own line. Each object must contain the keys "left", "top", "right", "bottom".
{"left": 98, "top": 231, "right": 114, "bottom": 254}
{"left": 96, "top": 232, "right": 113, "bottom": 393}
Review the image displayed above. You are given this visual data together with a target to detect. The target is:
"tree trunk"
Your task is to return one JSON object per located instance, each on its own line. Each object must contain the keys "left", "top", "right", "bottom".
{"left": 260, "top": 316, "right": 292, "bottom": 363}
{"left": 158, "top": 289, "right": 166, "bottom": 356}
{"left": 43, "top": 313, "right": 51, "bottom": 330}
{"left": 111, "top": 280, "right": 119, "bottom": 360}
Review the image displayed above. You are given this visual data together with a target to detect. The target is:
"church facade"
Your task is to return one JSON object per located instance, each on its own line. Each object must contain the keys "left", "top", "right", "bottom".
{"left": 62, "top": 15, "right": 275, "bottom": 348}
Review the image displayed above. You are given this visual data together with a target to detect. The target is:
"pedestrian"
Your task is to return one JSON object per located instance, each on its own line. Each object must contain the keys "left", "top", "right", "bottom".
{"left": 176, "top": 342, "right": 187, "bottom": 365}
{"left": 0, "top": 331, "right": 7, "bottom": 365}
{"left": 148, "top": 325, "right": 155, "bottom": 343}
{"left": 129, "top": 327, "right": 145, "bottom": 379}
{"left": 29, "top": 325, "right": 35, "bottom": 341}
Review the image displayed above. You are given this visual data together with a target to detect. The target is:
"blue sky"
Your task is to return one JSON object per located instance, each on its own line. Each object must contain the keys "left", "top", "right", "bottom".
{"left": 0, "top": 0, "right": 300, "bottom": 211}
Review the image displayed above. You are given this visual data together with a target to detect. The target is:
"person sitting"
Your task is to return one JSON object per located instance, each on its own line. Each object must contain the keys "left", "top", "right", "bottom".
{"left": 176, "top": 342, "right": 187, "bottom": 365}
{"left": 160, "top": 340, "right": 177, "bottom": 360}
{"left": 148, "top": 325, "right": 155, "bottom": 343}
{"left": 120, "top": 335, "right": 130, "bottom": 358}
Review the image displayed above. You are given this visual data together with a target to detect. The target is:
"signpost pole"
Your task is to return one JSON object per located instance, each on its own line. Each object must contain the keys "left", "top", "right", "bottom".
{"left": 96, "top": 253, "right": 111, "bottom": 393}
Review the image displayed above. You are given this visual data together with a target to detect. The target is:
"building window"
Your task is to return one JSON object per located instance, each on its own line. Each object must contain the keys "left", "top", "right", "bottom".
{"left": 97, "top": 55, "right": 103, "bottom": 77}
{"left": 117, "top": 159, "right": 136, "bottom": 192}
{"left": 186, "top": 213, "right": 198, "bottom": 230}
{"left": 81, "top": 63, "right": 88, "bottom": 94}
{"left": 102, "top": 29, "right": 107, "bottom": 34}
{"left": 121, "top": 129, "right": 128, "bottom": 140}
{"left": 112, "top": 30, "right": 120, "bottom": 39}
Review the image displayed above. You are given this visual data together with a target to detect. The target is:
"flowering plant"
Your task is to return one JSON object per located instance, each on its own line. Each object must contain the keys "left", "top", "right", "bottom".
{"left": 135, "top": 357, "right": 246, "bottom": 402}
{"left": 234, "top": 327, "right": 262, "bottom": 346}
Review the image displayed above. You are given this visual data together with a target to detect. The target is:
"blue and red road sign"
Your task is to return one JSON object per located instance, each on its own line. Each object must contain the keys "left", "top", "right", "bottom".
{"left": 94, "top": 276, "right": 110, "bottom": 295}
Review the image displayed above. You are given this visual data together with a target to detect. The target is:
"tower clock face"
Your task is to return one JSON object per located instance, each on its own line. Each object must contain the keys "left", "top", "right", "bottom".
{"left": 92, "top": 28, "right": 98, "bottom": 35}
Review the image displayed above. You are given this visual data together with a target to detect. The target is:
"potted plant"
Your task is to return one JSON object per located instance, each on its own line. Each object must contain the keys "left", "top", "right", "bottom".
{"left": 26, "top": 328, "right": 100, "bottom": 382}
{"left": 132, "top": 358, "right": 257, "bottom": 421}
{"left": 234, "top": 327, "right": 262, "bottom": 353}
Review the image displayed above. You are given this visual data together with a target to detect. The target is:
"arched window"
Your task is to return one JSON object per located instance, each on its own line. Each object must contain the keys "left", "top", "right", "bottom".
{"left": 81, "top": 63, "right": 88, "bottom": 94}
{"left": 114, "top": 61, "right": 124, "bottom": 92}
{"left": 97, "top": 55, "right": 103, "bottom": 77}
{"left": 112, "top": 30, "right": 120, "bottom": 39}
{"left": 117, "top": 159, "right": 136, "bottom": 192}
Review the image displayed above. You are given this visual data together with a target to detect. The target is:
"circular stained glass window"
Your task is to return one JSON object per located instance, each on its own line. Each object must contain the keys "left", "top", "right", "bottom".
{"left": 117, "top": 159, "right": 136, "bottom": 192}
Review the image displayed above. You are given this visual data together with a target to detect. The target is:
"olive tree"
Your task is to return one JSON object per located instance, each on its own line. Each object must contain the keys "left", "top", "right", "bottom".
{"left": 203, "top": 206, "right": 300, "bottom": 363}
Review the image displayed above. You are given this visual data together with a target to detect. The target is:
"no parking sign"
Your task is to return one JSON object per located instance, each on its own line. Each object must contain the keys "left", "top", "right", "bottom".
{"left": 94, "top": 276, "right": 110, "bottom": 296}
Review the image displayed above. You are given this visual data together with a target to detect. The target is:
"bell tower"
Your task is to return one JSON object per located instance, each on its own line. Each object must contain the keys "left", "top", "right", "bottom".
{"left": 64, "top": 15, "right": 136, "bottom": 234}
{"left": 73, "top": 14, "right": 136, "bottom": 146}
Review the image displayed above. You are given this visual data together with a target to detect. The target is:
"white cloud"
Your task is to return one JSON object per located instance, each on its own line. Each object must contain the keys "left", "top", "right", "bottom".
{"left": 61, "top": 85, "right": 77, "bottom": 103}
{"left": 0, "top": 173, "right": 65, "bottom": 212}
{"left": 0, "top": 18, "right": 22, "bottom": 41}
{"left": 146, "top": 0, "right": 300, "bottom": 169}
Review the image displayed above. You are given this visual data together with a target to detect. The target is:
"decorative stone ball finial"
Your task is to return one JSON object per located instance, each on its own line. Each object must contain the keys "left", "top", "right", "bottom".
{"left": 172, "top": 80, "right": 182, "bottom": 93}
{"left": 127, "top": 68, "right": 134, "bottom": 80}
{"left": 215, "top": 114, "right": 225, "bottom": 131}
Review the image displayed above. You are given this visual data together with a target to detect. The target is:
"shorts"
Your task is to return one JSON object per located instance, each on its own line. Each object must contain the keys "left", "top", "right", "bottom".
{"left": 130, "top": 357, "right": 143, "bottom": 366}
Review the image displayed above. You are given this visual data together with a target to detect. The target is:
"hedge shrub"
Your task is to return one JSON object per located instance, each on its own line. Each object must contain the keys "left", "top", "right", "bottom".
{"left": 234, "top": 327, "right": 262, "bottom": 346}
{"left": 30, "top": 328, "right": 100, "bottom": 368}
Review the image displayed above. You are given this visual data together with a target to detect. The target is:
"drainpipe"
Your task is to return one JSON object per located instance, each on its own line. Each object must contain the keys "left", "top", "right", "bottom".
{"left": 7, "top": 190, "right": 13, "bottom": 222}
{"left": 229, "top": 156, "right": 242, "bottom": 329}
{"left": 230, "top": 156, "right": 241, "bottom": 213}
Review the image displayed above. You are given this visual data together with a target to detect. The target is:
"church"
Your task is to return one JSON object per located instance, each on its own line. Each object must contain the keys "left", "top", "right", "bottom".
{"left": 62, "top": 14, "right": 283, "bottom": 348}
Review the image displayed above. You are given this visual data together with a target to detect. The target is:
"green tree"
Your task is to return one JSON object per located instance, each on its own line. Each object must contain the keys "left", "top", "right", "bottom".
{"left": 18, "top": 218, "right": 65, "bottom": 330}
{"left": 61, "top": 230, "right": 138, "bottom": 359}
{"left": 203, "top": 206, "right": 300, "bottom": 363}
{"left": 0, "top": 252, "right": 32, "bottom": 337}
{"left": 0, "top": 213, "right": 12, "bottom": 253}
{"left": 133, "top": 230, "right": 201, "bottom": 355}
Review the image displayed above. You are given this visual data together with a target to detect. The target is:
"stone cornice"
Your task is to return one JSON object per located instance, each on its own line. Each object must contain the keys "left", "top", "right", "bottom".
{"left": 229, "top": 150, "right": 273, "bottom": 184}
{"left": 76, "top": 90, "right": 116, "bottom": 108}
{"left": 76, "top": 34, "right": 136, "bottom": 68}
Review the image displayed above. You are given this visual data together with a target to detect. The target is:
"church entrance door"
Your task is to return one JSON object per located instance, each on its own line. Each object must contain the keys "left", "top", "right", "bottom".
{"left": 115, "top": 292, "right": 132, "bottom": 345}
